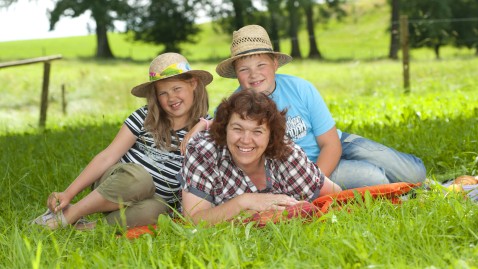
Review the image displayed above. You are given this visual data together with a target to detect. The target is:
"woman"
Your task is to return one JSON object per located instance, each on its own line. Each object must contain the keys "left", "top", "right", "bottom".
{"left": 180, "top": 89, "right": 341, "bottom": 225}
{"left": 32, "top": 52, "right": 212, "bottom": 229}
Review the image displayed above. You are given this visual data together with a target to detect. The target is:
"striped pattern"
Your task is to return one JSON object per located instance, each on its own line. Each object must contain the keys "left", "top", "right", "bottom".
{"left": 122, "top": 106, "right": 185, "bottom": 207}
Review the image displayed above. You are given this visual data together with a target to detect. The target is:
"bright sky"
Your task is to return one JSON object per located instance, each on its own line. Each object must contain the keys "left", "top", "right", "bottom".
{"left": 0, "top": 0, "right": 94, "bottom": 42}
{"left": 0, "top": 0, "right": 212, "bottom": 43}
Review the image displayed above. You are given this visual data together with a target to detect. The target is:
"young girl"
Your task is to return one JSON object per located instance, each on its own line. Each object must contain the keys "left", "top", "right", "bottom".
{"left": 32, "top": 52, "right": 212, "bottom": 229}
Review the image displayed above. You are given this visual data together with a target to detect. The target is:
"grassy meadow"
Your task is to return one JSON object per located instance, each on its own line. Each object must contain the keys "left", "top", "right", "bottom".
{"left": 1, "top": 0, "right": 478, "bottom": 267}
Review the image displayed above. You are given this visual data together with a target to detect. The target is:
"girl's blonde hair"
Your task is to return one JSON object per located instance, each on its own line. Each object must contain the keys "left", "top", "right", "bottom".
{"left": 144, "top": 73, "right": 209, "bottom": 150}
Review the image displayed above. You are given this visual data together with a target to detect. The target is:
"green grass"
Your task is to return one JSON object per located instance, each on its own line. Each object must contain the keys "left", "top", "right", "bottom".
{"left": 1, "top": 0, "right": 478, "bottom": 267}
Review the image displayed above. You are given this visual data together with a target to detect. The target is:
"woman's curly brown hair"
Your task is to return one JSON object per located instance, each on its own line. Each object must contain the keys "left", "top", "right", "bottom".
{"left": 210, "top": 88, "right": 292, "bottom": 160}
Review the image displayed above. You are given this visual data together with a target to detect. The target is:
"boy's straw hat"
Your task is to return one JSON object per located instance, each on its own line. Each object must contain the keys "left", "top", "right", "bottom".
{"left": 131, "top": 52, "right": 213, "bottom": 97}
{"left": 216, "top": 25, "right": 293, "bottom": 78}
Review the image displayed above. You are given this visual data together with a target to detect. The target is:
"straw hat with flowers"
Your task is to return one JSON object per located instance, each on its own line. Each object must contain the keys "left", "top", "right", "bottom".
{"left": 132, "top": 52, "right": 213, "bottom": 97}
{"left": 216, "top": 25, "right": 293, "bottom": 78}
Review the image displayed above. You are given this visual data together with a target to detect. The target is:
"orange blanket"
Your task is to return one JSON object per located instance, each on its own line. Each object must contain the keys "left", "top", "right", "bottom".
{"left": 122, "top": 182, "right": 420, "bottom": 239}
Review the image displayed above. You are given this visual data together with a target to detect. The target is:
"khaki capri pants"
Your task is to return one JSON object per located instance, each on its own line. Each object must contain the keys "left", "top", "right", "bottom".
{"left": 93, "top": 163, "right": 169, "bottom": 227}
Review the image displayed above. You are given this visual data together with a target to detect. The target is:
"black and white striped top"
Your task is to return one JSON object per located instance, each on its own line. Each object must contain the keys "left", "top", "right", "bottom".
{"left": 121, "top": 106, "right": 185, "bottom": 207}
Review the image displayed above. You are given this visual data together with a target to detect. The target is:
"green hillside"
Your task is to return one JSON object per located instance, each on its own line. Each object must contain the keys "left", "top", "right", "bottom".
{"left": 1, "top": 0, "right": 475, "bottom": 62}
{"left": 0, "top": 0, "right": 391, "bottom": 62}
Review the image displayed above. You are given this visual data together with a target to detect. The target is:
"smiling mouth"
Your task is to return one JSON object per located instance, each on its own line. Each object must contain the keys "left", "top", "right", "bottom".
{"left": 238, "top": 147, "right": 254, "bottom": 152}
{"left": 170, "top": 101, "right": 182, "bottom": 109}
{"left": 250, "top": 80, "right": 263, "bottom": 87}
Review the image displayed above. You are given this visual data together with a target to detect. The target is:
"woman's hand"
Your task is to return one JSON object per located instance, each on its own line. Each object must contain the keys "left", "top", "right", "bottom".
{"left": 47, "top": 191, "right": 73, "bottom": 213}
{"left": 240, "top": 193, "right": 299, "bottom": 212}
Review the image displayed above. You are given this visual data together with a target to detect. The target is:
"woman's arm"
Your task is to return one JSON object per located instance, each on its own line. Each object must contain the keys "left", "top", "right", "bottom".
{"left": 182, "top": 190, "right": 298, "bottom": 225}
{"left": 316, "top": 126, "right": 342, "bottom": 177}
{"left": 319, "top": 176, "right": 342, "bottom": 196}
{"left": 48, "top": 124, "right": 136, "bottom": 213}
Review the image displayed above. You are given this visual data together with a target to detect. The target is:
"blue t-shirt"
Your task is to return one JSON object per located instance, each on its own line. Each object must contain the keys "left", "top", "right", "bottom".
{"left": 236, "top": 74, "right": 339, "bottom": 162}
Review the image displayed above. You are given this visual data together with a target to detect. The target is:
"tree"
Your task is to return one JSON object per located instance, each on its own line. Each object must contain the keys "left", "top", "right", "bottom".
{"left": 449, "top": 0, "right": 478, "bottom": 55}
{"left": 126, "top": 0, "right": 200, "bottom": 53}
{"left": 0, "top": 0, "right": 16, "bottom": 8}
{"left": 263, "top": 0, "right": 285, "bottom": 52}
{"left": 202, "top": 0, "right": 256, "bottom": 34}
{"left": 300, "top": 0, "right": 346, "bottom": 60}
{"left": 388, "top": 0, "right": 400, "bottom": 59}
{"left": 302, "top": 0, "right": 322, "bottom": 59}
{"left": 401, "top": 0, "right": 453, "bottom": 59}
{"left": 48, "top": 0, "right": 133, "bottom": 59}
{"left": 286, "top": 0, "right": 302, "bottom": 58}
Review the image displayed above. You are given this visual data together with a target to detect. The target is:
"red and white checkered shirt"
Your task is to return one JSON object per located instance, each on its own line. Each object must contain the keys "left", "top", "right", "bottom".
{"left": 180, "top": 132, "right": 325, "bottom": 206}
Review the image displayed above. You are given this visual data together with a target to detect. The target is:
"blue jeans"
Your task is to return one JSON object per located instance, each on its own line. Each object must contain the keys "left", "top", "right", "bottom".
{"left": 329, "top": 132, "right": 427, "bottom": 189}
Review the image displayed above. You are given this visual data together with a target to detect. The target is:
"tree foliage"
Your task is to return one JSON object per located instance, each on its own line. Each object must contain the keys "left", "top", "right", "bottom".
{"left": 397, "top": 0, "right": 478, "bottom": 59}
{"left": 449, "top": 0, "right": 478, "bottom": 55}
{"left": 202, "top": 0, "right": 263, "bottom": 35}
{"left": 401, "top": 0, "right": 462, "bottom": 59}
{"left": 0, "top": 0, "right": 16, "bottom": 8}
{"left": 126, "top": 0, "right": 200, "bottom": 54}
{"left": 48, "top": 0, "right": 133, "bottom": 59}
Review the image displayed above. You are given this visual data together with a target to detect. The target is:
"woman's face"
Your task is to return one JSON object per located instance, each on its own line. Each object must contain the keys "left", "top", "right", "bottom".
{"left": 226, "top": 112, "right": 270, "bottom": 171}
{"left": 154, "top": 78, "right": 197, "bottom": 125}
{"left": 234, "top": 54, "right": 278, "bottom": 95}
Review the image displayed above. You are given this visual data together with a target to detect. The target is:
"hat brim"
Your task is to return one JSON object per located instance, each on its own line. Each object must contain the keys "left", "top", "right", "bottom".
{"left": 131, "top": 70, "right": 213, "bottom": 98}
{"left": 216, "top": 51, "right": 292, "bottom": 78}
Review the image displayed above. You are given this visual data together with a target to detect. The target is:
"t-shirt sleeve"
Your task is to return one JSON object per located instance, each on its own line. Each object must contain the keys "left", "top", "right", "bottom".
{"left": 180, "top": 134, "right": 220, "bottom": 203}
{"left": 303, "top": 81, "right": 335, "bottom": 137}
{"left": 124, "top": 106, "right": 147, "bottom": 137}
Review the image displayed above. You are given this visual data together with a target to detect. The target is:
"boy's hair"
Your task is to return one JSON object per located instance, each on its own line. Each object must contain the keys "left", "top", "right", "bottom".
{"left": 210, "top": 88, "right": 291, "bottom": 160}
{"left": 232, "top": 53, "right": 276, "bottom": 71}
{"left": 145, "top": 73, "right": 209, "bottom": 150}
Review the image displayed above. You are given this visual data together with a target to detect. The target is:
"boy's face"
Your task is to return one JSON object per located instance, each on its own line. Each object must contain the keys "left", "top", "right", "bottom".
{"left": 234, "top": 54, "right": 279, "bottom": 95}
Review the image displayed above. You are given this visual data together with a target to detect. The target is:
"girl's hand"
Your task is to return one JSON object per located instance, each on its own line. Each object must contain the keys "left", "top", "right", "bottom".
{"left": 180, "top": 119, "right": 209, "bottom": 155}
{"left": 47, "top": 191, "right": 72, "bottom": 213}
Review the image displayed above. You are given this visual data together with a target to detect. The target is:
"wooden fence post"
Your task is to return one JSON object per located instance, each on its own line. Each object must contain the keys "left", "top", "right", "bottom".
{"left": 39, "top": 62, "right": 51, "bottom": 128}
{"left": 400, "top": 15, "right": 410, "bottom": 93}
{"left": 62, "top": 84, "right": 67, "bottom": 115}
{"left": 0, "top": 55, "right": 62, "bottom": 128}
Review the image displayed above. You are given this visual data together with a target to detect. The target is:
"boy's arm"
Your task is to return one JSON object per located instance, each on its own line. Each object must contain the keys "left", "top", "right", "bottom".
{"left": 315, "top": 126, "right": 342, "bottom": 177}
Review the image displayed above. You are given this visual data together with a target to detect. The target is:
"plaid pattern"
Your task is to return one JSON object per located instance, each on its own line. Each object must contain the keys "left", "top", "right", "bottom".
{"left": 180, "top": 132, "right": 325, "bottom": 206}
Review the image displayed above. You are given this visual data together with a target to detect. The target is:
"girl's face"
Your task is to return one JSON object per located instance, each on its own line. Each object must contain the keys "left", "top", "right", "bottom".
{"left": 234, "top": 54, "right": 279, "bottom": 95}
{"left": 226, "top": 112, "right": 270, "bottom": 172}
{"left": 154, "top": 78, "right": 197, "bottom": 127}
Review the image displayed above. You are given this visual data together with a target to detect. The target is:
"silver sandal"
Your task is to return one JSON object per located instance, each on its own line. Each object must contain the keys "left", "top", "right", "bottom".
{"left": 32, "top": 205, "right": 96, "bottom": 230}
{"left": 31, "top": 208, "right": 68, "bottom": 230}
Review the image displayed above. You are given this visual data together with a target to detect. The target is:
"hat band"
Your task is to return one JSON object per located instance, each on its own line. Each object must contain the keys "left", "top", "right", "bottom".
{"left": 236, "top": 48, "right": 274, "bottom": 57}
{"left": 149, "top": 62, "right": 191, "bottom": 81}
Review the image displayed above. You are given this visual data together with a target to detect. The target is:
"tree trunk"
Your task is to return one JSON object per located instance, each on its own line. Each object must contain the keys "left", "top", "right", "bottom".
{"left": 388, "top": 0, "right": 400, "bottom": 59}
{"left": 270, "top": 16, "right": 281, "bottom": 52}
{"left": 232, "top": 0, "right": 245, "bottom": 30}
{"left": 267, "top": 0, "right": 281, "bottom": 52}
{"left": 288, "top": 0, "right": 301, "bottom": 58}
{"left": 434, "top": 44, "right": 440, "bottom": 59}
{"left": 95, "top": 21, "right": 114, "bottom": 59}
{"left": 304, "top": 3, "right": 322, "bottom": 59}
